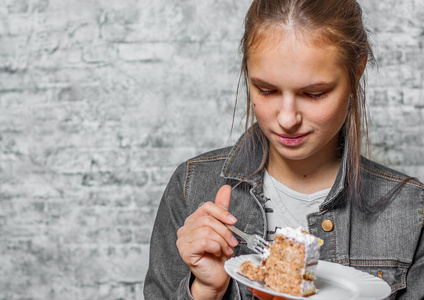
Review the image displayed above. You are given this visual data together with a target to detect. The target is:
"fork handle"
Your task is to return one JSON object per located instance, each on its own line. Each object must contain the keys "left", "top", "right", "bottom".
{"left": 226, "top": 224, "right": 249, "bottom": 241}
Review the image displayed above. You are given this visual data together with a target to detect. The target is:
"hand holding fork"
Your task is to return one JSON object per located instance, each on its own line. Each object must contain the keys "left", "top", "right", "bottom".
{"left": 176, "top": 185, "right": 270, "bottom": 299}
{"left": 176, "top": 185, "right": 239, "bottom": 299}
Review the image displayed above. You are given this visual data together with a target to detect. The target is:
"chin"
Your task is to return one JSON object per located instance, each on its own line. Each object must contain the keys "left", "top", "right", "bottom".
{"left": 283, "top": 155, "right": 310, "bottom": 161}
{"left": 276, "top": 150, "right": 311, "bottom": 161}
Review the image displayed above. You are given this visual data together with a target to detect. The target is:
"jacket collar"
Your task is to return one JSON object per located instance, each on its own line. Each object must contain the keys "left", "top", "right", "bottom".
{"left": 221, "top": 124, "right": 348, "bottom": 210}
{"left": 220, "top": 124, "right": 265, "bottom": 186}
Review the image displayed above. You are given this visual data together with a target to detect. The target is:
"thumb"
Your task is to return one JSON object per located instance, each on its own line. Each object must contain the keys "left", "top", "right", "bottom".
{"left": 215, "top": 185, "right": 232, "bottom": 211}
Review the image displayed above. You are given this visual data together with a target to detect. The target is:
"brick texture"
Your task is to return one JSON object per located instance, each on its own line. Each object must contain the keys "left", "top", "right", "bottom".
{"left": 0, "top": 0, "right": 422, "bottom": 299}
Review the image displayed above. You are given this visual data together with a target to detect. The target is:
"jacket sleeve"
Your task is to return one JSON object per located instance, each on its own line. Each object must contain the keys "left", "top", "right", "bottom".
{"left": 396, "top": 224, "right": 424, "bottom": 300}
{"left": 143, "top": 162, "right": 242, "bottom": 299}
{"left": 143, "top": 162, "right": 194, "bottom": 299}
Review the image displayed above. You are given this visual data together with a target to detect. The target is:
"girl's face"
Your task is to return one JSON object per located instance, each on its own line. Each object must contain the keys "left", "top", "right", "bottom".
{"left": 247, "top": 32, "right": 350, "bottom": 165}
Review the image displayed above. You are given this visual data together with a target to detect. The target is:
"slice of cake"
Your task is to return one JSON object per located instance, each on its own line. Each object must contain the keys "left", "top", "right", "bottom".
{"left": 238, "top": 227, "right": 323, "bottom": 297}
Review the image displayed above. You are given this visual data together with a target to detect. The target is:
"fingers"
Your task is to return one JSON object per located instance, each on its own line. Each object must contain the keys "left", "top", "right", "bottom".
{"left": 176, "top": 185, "right": 238, "bottom": 266}
{"left": 186, "top": 191, "right": 237, "bottom": 226}
{"left": 178, "top": 214, "right": 238, "bottom": 253}
{"left": 215, "top": 185, "right": 232, "bottom": 211}
{"left": 179, "top": 226, "right": 234, "bottom": 258}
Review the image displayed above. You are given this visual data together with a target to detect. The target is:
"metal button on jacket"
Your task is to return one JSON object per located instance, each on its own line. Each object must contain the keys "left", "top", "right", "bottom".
{"left": 321, "top": 219, "right": 334, "bottom": 232}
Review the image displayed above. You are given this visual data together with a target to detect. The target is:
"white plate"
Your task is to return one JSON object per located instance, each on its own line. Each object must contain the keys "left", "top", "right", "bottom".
{"left": 224, "top": 254, "right": 391, "bottom": 300}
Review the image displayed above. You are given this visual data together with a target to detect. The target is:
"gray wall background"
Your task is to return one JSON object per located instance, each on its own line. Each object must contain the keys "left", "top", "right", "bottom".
{"left": 0, "top": 0, "right": 422, "bottom": 299}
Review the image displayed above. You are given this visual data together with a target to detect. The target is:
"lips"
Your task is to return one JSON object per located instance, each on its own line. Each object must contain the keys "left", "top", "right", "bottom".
{"left": 276, "top": 133, "right": 309, "bottom": 146}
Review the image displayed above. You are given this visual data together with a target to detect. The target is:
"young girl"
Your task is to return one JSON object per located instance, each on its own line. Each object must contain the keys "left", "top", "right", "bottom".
{"left": 144, "top": 0, "right": 424, "bottom": 299}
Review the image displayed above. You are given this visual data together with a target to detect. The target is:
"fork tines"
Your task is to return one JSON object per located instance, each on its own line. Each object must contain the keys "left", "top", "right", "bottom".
{"left": 253, "top": 236, "right": 269, "bottom": 254}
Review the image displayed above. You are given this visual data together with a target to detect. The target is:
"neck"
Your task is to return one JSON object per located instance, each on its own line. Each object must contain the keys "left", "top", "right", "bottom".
{"left": 266, "top": 138, "right": 342, "bottom": 194}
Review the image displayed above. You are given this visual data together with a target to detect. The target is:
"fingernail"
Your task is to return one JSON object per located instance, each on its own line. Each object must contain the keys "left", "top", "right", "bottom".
{"left": 231, "top": 236, "right": 238, "bottom": 245}
{"left": 228, "top": 247, "right": 234, "bottom": 254}
{"left": 227, "top": 214, "right": 237, "bottom": 223}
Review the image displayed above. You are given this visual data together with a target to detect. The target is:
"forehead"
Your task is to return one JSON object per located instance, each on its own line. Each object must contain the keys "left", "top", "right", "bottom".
{"left": 247, "top": 26, "right": 343, "bottom": 66}
{"left": 246, "top": 30, "right": 346, "bottom": 87}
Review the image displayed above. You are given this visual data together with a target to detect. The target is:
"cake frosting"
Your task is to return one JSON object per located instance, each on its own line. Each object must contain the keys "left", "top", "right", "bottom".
{"left": 238, "top": 227, "right": 323, "bottom": 297}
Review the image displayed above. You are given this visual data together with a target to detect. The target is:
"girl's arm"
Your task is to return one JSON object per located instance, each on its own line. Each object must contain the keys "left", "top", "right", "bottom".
{"left": 143, "top": 164, "right": 239, "bottom": 299}
{"left": 143, "top": 162, "right": 194, "bottom": 299}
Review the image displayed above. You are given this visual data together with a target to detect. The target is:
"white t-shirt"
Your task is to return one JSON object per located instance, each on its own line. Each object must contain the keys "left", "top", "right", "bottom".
{"left": 263, "top": 171, "right": 331, "bottom": 242}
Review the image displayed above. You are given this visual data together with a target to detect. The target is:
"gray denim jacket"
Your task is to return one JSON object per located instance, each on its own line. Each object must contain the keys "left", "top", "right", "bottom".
{"left": 144, "top": 127, "right": 424, "bottom": 300}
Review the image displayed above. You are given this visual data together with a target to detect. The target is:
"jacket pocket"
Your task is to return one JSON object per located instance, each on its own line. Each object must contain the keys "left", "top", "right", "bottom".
{"left": 351, "top": 264, "right": 409, "bottom": 298}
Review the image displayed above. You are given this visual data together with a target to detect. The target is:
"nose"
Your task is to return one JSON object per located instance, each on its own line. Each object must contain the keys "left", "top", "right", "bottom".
{"left": 277, "top": 96, "right": 301, "bottom": 131}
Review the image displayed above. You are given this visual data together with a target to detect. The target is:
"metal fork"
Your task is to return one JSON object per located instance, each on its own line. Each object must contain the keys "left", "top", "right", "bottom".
{"left": 226, "top": 225, "right": 269, "bottom": 255}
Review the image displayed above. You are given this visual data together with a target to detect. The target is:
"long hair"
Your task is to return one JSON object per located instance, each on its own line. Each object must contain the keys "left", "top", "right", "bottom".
{"left": 235, "top": 0, "right": 384, "bottom": 212}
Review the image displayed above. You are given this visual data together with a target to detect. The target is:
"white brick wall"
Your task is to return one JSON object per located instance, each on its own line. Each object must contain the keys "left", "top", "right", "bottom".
{"left": 0, "top": 0, "right": 422, "bottom": 299}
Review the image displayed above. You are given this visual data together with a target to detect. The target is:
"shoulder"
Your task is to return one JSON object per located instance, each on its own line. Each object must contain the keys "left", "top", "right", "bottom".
{"left": 169, "top": 146, "right": 233, "bottom": 197}
{"left": 171, "top": 146, "right": 231, "bottom": 176}
{"left": 183, "top": 146, "right": 232, "bottom": 187}
{"left": 167, "top": 146, "right": 233, "bottom": 208}
{"left": 359, "top": 156, "right": 424, "bottom": 228}
{"left": 159, "top": 147, "right": 233, "bottom": 213}
{"left": 360, "top": 156, "right": 424, "bottom": 190}
{"left": 187, "top": 146, "right": 232, "bottom": 164}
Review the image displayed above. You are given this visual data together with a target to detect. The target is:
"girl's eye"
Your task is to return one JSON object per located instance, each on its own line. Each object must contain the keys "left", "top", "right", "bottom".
{"left": 305, "top": 92, "right": 326, "bottom": 99}
{"left": 257, "top": 88, "right": 276, "bottom": 96}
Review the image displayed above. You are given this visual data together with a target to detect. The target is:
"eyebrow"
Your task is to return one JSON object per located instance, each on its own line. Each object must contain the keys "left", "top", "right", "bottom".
{"left": 249, "top": 77, "right": 335, "bottom": 90}
{"left": 249, "top": 78, "right": 278, "bottom": 89}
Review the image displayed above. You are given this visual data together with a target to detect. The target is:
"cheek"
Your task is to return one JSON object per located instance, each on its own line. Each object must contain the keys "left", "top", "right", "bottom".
{"left": 310, "top": 101, "right": 349, "bottom": 129}
{"left": 252, "top": 101, "right": 270, "bottom": 122}
{"left": 251, "top": 94, "right": 278, "bottom": 119}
